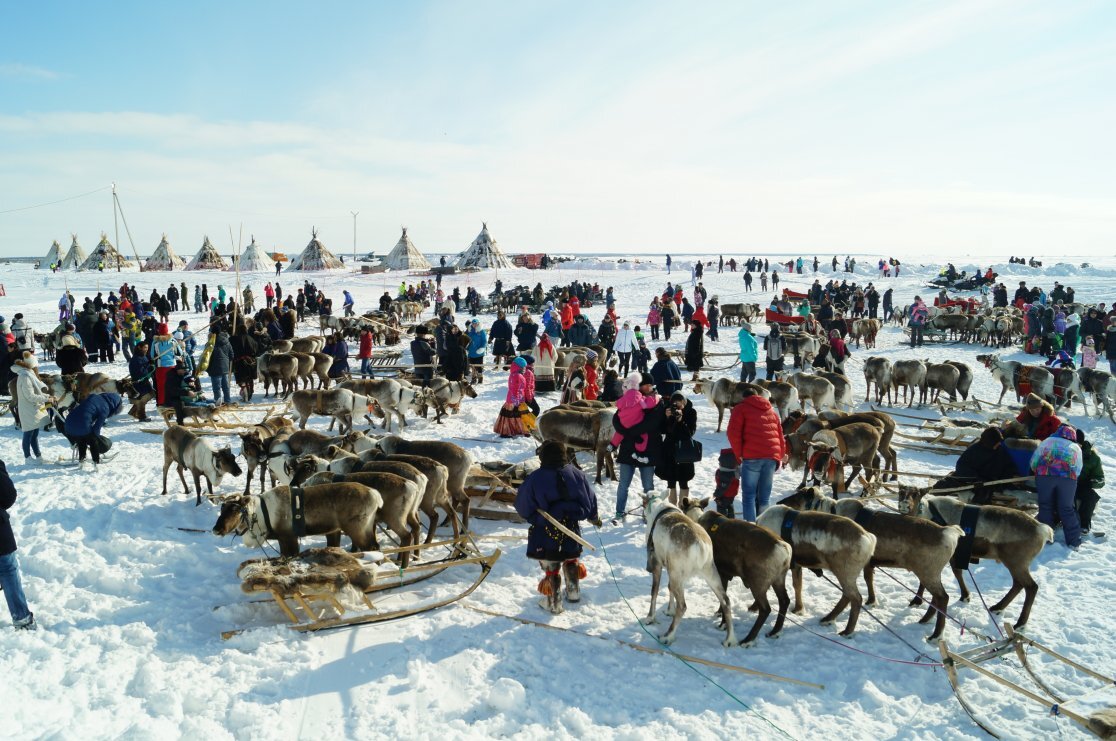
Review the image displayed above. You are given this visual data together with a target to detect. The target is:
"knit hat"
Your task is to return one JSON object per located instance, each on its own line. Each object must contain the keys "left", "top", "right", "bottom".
{"left": 640, "top": 372, "right": 655, "bottom": 387}
{"left": 523, "top": 356, "right": 535, "bottom": 366}
{"left": 512, "top": 357, "right": 527, "bottom": 369}
{"left": 158, "top": 323, "right": 170, "bottom": 335}
{"left": 585, "top": 350, "right": 597, "bottom": 361}
{"left": 623, "top": 371, "right": 642, "bottom": 391}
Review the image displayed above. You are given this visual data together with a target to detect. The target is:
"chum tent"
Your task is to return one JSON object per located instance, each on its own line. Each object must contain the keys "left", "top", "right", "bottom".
{"left": 229, "top": 236, "right": 272, "bottom": 272}
{"left": 59, "top": 235, "right": 87, "bottom": 270}
{"left": 289, "top": 229, "right": 345, "bottom": 271}
{"left": 80, "top": 233, "right": 134, "bottom": 271}
{"left": 186, "top": 236, "right": 229, "bottom": 270}
{"left": 39, "top": 240, "right": 61, "bottom": 268}
{"left": 144, "top": 234, "right": 187, "bottom": 271}
{"left": 455, "top": 222, "right": 511, "bottom": 270}
{"left": 383, "top": 227, "right": 431, "bottom": 270}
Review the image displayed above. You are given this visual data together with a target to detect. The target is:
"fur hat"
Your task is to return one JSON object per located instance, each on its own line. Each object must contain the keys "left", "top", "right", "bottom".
{"left": 157, "top": 322, "right": 170, "bottom": 335}
{"left": 1024, "top": 393, "right": 1044, "bottom": 409}
{"left": 538, "top": 440, "right": 567, "bottom": 469}
{"left": 14, "top": 350, "right": 36, "bottom": 369}
{"left": 623, "top": 371, "right": 642, "bottom": 391}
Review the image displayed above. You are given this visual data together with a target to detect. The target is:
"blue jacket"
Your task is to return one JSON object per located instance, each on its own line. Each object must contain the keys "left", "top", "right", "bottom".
{"left": 65, "top": 393, "right": 123, "bottom": 438}
{"left": 738, "top": 328, "right": 758, "bottom": 363}
{"left": 650, "top": 357, "right": 682, "bottom": 398}
{"left": 515, "top": 464, "right": 598, "bottom": 560}
{"left": 128, "top": 354, "right": 154, "bottom": 395}
{"left": 467, "top": 328, "right": 487, "bottom": 359}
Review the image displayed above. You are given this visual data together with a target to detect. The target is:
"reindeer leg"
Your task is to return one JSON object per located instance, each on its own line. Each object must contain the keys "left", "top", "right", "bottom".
{"left": 702, "top": 564, "right": 735, "bottom": 646}
{"left": 646, "top": 562, "right": 662, "bottom": 624}
{"left": 791, "top": 566, "right": 804, "bottom": 614}
{"left": 660, "top": 579, "right": 686, "bottom": 645}
{"left": 768, "top": 578, "right": 791, "bottom": 638}
{"left": 863, "top": 566, "right": 877, "bottom": 606}
{"left": 176, "top": 463, "right": 190, "bottom": 496}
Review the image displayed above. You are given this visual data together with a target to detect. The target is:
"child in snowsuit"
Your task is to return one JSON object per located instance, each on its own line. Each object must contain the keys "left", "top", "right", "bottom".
{"left": 608, "top": 372, "right": 660, "bottom": 459}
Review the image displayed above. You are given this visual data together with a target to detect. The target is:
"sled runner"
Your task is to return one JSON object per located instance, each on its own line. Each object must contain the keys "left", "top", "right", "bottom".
{"left": 220, "top": 541, "right": 501, "bottom": 638}
{"left": 940, "top": 624, "right": 1116, "bottom": 739}
{"left": 904, "top": 325, "right": 949, "bottom": 343}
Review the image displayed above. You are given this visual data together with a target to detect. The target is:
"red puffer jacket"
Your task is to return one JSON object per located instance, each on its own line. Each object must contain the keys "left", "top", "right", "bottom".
{"left": 727, "top": 395, "right": 786, "bottom": 462}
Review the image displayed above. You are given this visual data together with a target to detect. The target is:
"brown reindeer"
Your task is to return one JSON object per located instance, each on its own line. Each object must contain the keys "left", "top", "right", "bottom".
{"left": 897, "top": 487, "right": 1053, "bottom": 629}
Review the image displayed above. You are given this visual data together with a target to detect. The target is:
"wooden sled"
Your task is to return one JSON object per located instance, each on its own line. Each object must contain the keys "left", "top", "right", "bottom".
{"left": 940, "top": 624, "right": 1116, "bottom": 738}
{"left": 905, "top": 326, "right": 949, "bottom": 343}
{"left": 221, "top": 542, "right": 501, "bottom": 638}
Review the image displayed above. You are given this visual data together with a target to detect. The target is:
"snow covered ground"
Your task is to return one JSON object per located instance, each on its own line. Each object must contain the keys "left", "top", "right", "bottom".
{"left": 1, "top": 254, "right": 1114, "bottom": 740}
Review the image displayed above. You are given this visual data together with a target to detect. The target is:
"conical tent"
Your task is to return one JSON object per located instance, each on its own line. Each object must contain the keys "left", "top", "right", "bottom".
{"left": 289, "top": 229, "right": 345, "bottom": 271}
{"left": 80, "top": 233, "right": 134, "bottom": 270}
{"left": 144, "top": 234, "right": 186, "bottom": 271}
{"left": 455, "top": 222, "right": 511, "bottom": 269}
{"left": 59, "top": 235, "right": 87, "bottom": 269}
{"left": 229, "top": 236, "right": 272, "bottom": 272}
{"left": 186, "top": 236, "right": 229, "bottom": 270}
{"left": 39, "top": 240, "right": 61, "bottom": 268}
{"left": 383, "top": 227, "right": 431, "bottom": 270}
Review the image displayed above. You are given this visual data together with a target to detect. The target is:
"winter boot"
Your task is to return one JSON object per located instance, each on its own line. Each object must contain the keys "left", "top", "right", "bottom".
{"left": 563, "top": 559, "right": 586, "bottom": 603}
{"left": 537, "top": 562, "right": 564, "bottom": 615}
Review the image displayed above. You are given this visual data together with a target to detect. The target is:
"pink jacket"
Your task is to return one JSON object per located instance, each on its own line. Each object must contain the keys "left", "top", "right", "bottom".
{"left": 616, "top": 388, "right": 658, "bottom": 427}
{"left": 506, "top": 366, "right": 526, "bottom": 406}
{"left": 524, "top": 367, "right": 536, "bottom": 401}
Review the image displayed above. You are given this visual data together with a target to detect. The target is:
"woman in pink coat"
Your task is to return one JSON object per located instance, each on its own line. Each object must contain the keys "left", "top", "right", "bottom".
{"left": 494, "top": 357, "right": 530, "bottom": 437}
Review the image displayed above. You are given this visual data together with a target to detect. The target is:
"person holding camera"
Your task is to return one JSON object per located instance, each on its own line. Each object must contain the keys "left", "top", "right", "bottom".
{"left": 656, "top": 392, "right": 698, "bottom": 505}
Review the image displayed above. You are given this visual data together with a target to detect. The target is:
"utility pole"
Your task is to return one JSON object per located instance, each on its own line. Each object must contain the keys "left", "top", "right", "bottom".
{"left": 112, "top": 182, "right": 121, "bottom": 272}
{"left": 351, "top": 211, "right": 359, "bottom": 264}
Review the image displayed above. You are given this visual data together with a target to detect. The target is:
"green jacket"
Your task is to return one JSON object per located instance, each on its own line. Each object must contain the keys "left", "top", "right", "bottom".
{"left": 1080, "top": 442, "right": 1105, "bottom": 490}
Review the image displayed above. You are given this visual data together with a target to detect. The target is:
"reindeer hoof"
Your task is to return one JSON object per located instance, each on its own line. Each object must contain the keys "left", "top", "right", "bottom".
{"left": 909, "top": 597, "right": 925, "bottom": 608}
{"left": 838, "top": 629, "right": 855, "bottom": 639}
{"left": 926, "top": 632, "right": 942, "bottom": 643}
{"left": 766, "top": 629, "right": 782, "bottom": 640}
{"left": 645, "top": 615, "right": 658, "bottom": 626}
{"left": 819, "top": 616, "right": 835, "bottom": 626}
{"left": 658, "top": 633, "right": 675, "bottom": 645}
{"left": 738, "top": 638, "right": 757, "bottom": 648}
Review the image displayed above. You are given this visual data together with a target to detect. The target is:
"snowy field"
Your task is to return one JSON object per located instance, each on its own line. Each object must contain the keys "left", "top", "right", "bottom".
{"left": 1, "top": 254, "right": 1114, "bottom": 740}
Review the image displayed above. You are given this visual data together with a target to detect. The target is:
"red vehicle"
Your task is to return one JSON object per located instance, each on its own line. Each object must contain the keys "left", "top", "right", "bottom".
{"left": 765, "top": 308, "right": 806, "bottom": 325}
{"left": 781, "top": 288, "right": 809, "bottom": 301}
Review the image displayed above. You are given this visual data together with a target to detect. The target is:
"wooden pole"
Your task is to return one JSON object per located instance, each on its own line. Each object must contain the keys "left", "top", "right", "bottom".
{"left": 538, "top": 510, "right": 595, "bottom": 551}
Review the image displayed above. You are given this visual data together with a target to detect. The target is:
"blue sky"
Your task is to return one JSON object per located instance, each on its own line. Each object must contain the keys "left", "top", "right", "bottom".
{"left": 1, "top": 0, "right": 1113, "bottom": 258}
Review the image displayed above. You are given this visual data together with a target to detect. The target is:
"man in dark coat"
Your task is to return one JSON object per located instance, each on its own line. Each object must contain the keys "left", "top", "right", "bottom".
{"left": 128, "top": 340, "right": 155, "bottom": 420}
{"left": 64, "top": 392, "right": 123, "bottom": 467}
{"left": 410, "top": 326, "right": 437, "bottom": 387}
{"left": 650, "top": 347, "right": 682, "bottom": 398}
{"left": 489, "top": 311, "right": 514, "bottom": 366}
{"left": 0, "top": 459, "right": 35, "bottom": 629}
{"left": 932, "top": 427, "right": 1019, "bottom": 503}
{"left": 566, "top": 314, "right": 595, "bottom": 347}
{"left": 514, "top": 440, "right": 599, "bottom": 614}
{"left": 206, "top": 329, "right": 234, "bottom": 405}
{"left": 55, "top": 342, "right": 88, "bottom": 375}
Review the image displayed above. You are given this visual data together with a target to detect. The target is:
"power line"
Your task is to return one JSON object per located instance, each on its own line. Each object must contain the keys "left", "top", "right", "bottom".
{"left": 0, "top": 185, "right": 112, "bottom": 215}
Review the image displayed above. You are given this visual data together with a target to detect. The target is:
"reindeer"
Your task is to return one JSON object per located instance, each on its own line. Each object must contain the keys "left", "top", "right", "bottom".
{"left": 863, "top": 356, "right": 893, "bottom": 405}
{"left": 891, "top": 359, "right": 926, "bottom": 407}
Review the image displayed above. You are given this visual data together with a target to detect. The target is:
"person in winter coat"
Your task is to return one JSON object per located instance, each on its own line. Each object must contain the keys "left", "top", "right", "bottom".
{"left": 932, "top": 427, "right": 1019, "bottom": 503}
{"left": 127, "top": 341, "right": 155, "bottom": 420}
{"left": 194, "top": 285, "right": 204, "bottom": 313}
{"left": 1075, "top": 429, "right": 1104, "bottom": 537}
{"left": 559, "top": 302, "right": 575, "bottom": 347}
{"left": 634, "top": 338, "right": 652, "bottom": 374}
{"left": 149, "top": 323, "right": 181, "bottom": 406}
{"left": 206, "top": 329, "right": 234, "bottom": 405}
{"left": 13, "top": 353, "right": 51, "bottom": 464}
{"left": 1031, "top": 424, "right": 1084, "bottom": 548}
{"left": 495, "top": 357, "right": 530, "bottom": 438}
{"left": 598, "top": 369, "right": 623, "bottom": 402}
{"left": 828, "top": 329, "right": 850, "bottom": 370}
{"left": 357, "top": 327, "right": 374, "bottom": 379}
{"left": 229, "top": 326, "right": 261, "bottom": 402}
{"left": 65, "top": 392, "right": 124, "bottom": 467}
{"left": 611, "top": 373, "right": 664, "bottom": 524}
{"left": 489, "top": 311, "right": 515, "bottom": 366}
{"left": 55, "top": 334, "right": 88, "bottom": 376}
{"left": 738, "top": 324, "right": 758, "bottom": 383}
{"left": 1106, "top": 316, "right": 1116, "bottom": 374}
{"left": 726, "top": 386, "right": 786, "bottom": 522}
{"left": 684, "top": 321, "right": 704, "bottom": 379}
{"left": 514, "top": 440, "right": 599, "bottom": 614}
{"left": 560, "top": 355, "right": 587, "bottom": 405}
{"left": 647, "top": 300, "right": 662, "bottom": 341}
{"left": 515, "top": 315, "right": 539, "bottom": 354}
{"left": 442, "top": 327, "right": 470, "bottom": 382}
{"left": 609, "top": 371, "right": 660, "bottom": 452}
{"left": 908, "top": 296, "right": 929, "bottom": 348}
{"left": 596, "top": 316, "right": 616, "bottom": 351}
{"left": 655, "top": 392, "right": 698, "bottom": 504}
{"left": 612, "top": 322, "right": 638, "bottom": 376}
{"left": 567, "top": 314, "right": 596, "bottom": 347}
{"left": 650, "top": 347, "right": 682, "bottom": 398}
{"left": 466, "top": 319, "right": 487, "bottom": 383}
{"left": 0, "top": 460, "right": 35, "bottom": 629}
{"left": 410, "top": 326, "right": 436, "bottom": 387}
{"left": 763, "top": 325, "right": 785, "bottom": 380}
{"left": 324, "top": 333, "right": 350, "bottom": 380}
{"left": 1014, "top": 394, "right": 1062, "bottom": 440}
{"left": 659, "top": 301, "right": 676, "bottom": 341}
